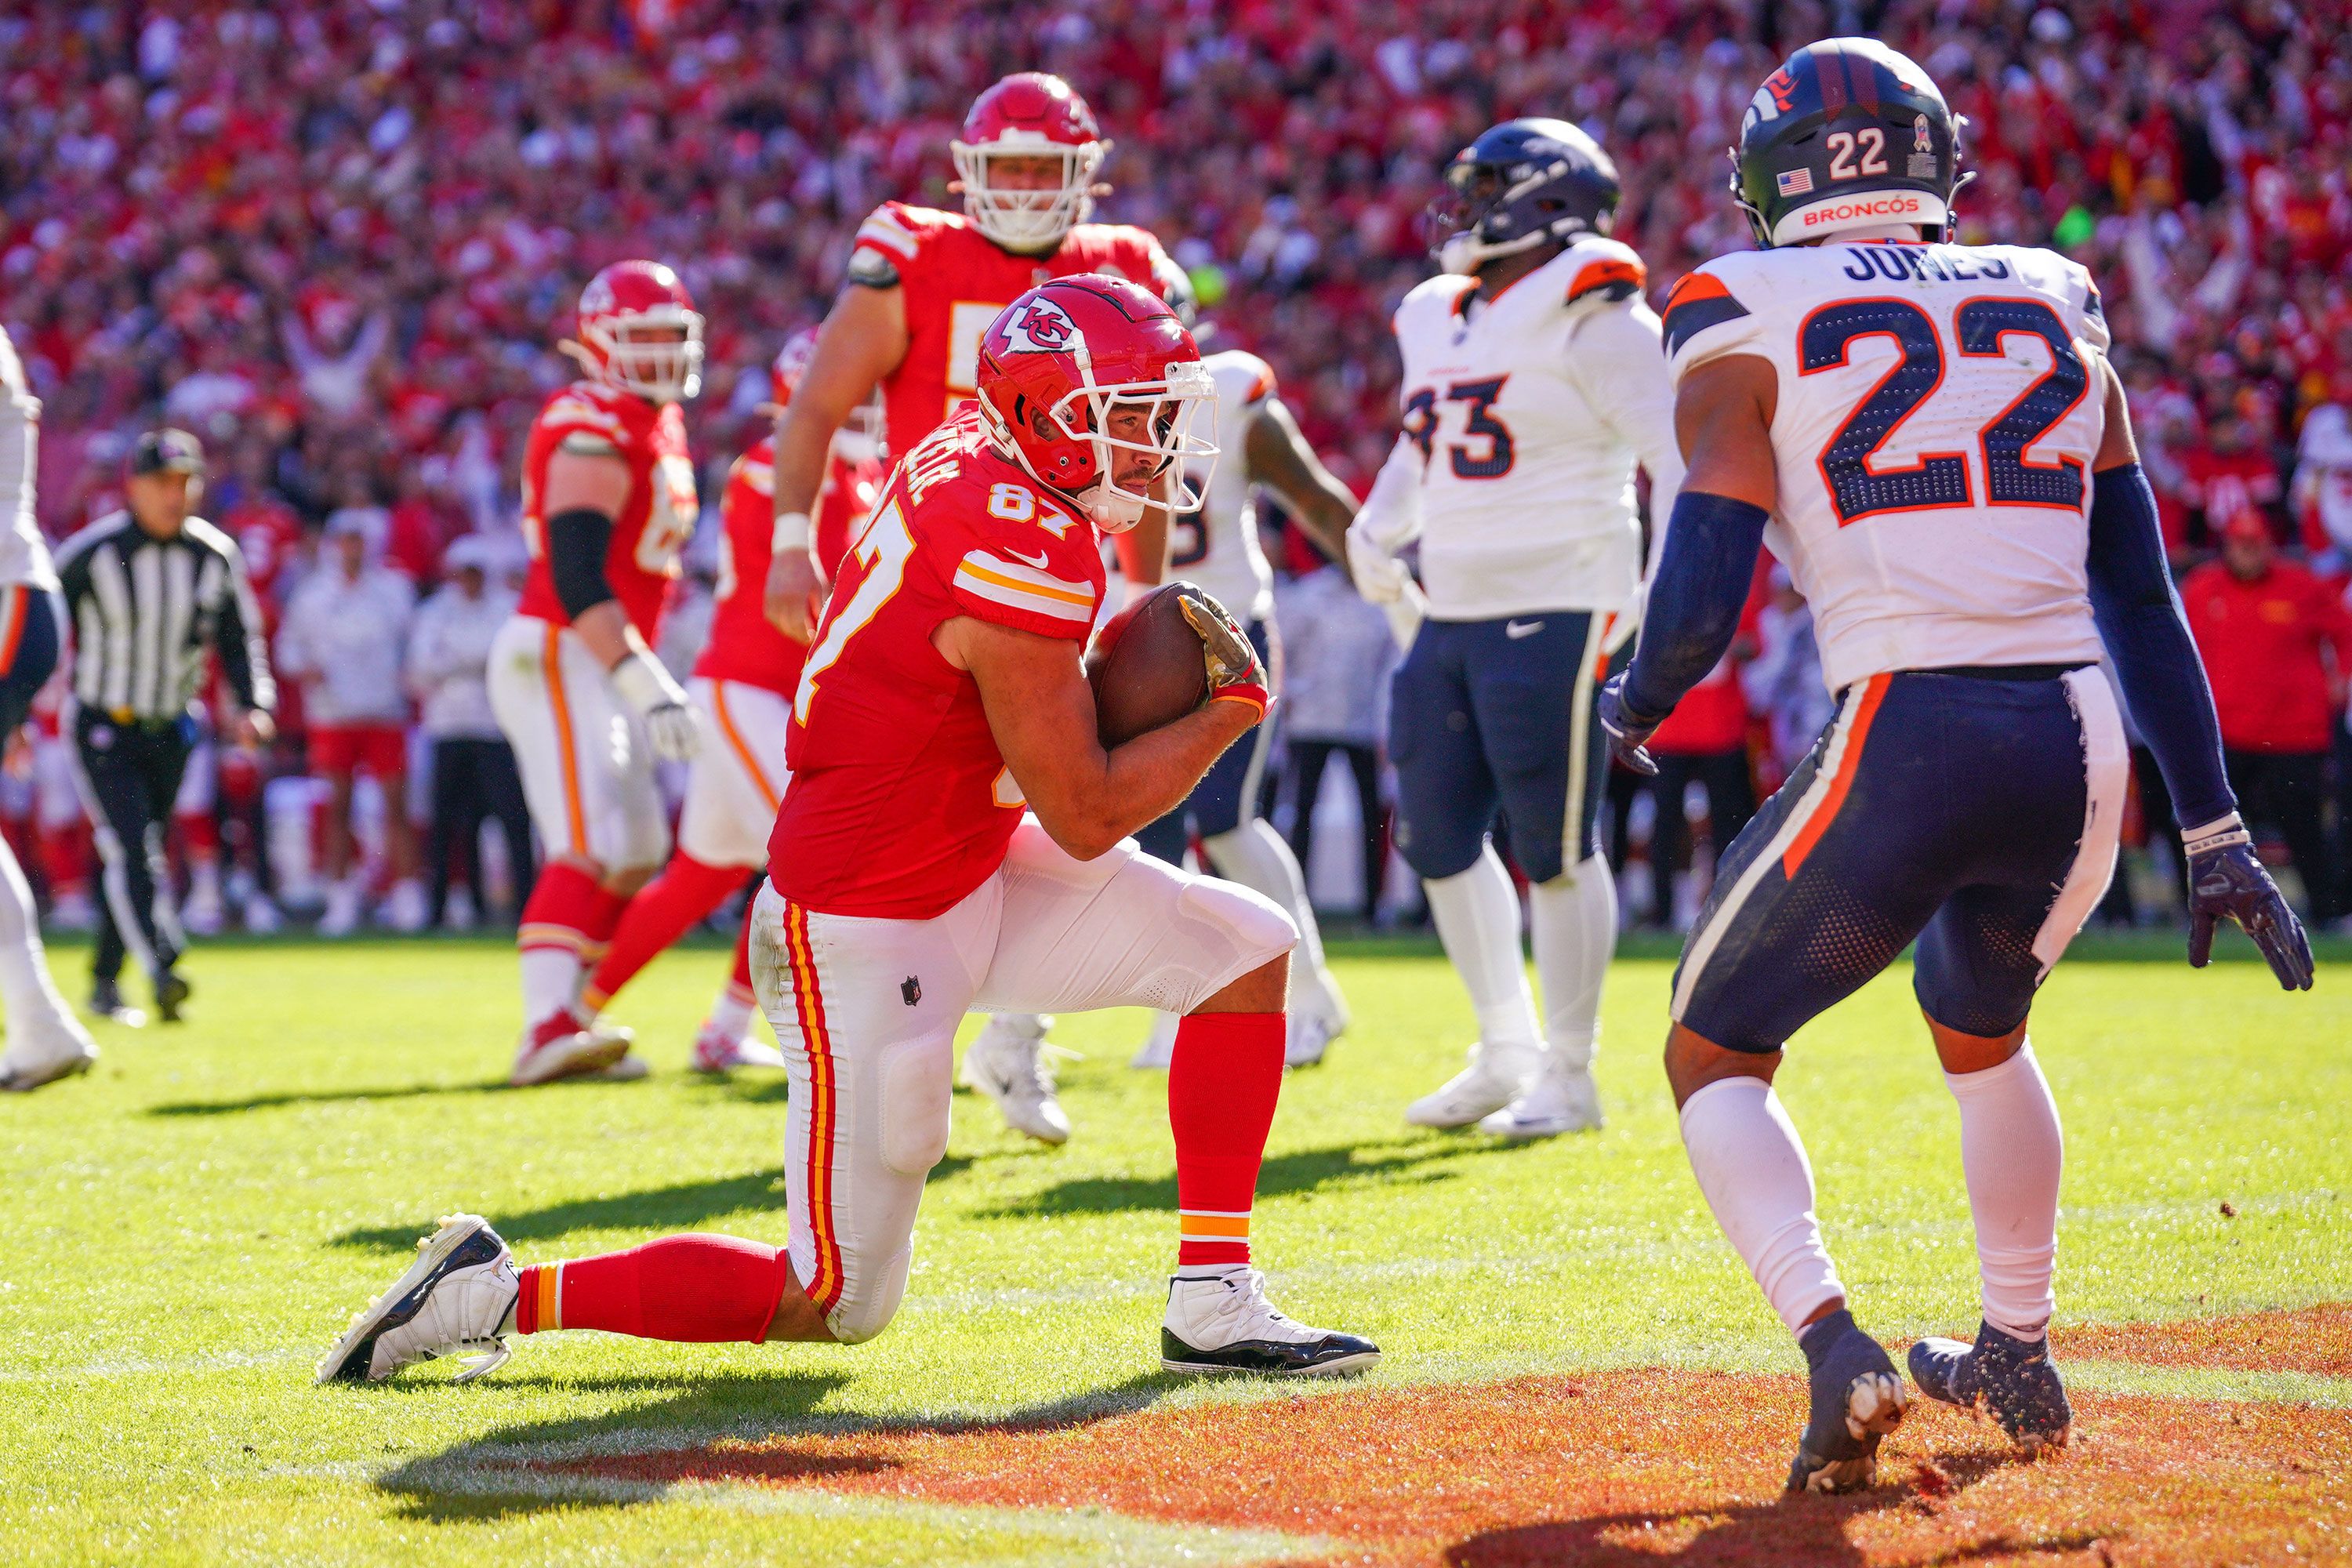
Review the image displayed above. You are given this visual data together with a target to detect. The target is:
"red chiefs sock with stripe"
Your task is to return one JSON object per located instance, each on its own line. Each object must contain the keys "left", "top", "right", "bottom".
{"left": 513, "top": 1235, "right": 789, "bottom": 1341}
{"left": 1168, "top": 1011, "right": 1284, "bottom": 1270}
{"left": 517, "top": 862, "right": 607, "bottom": 1026}
{"left": 580, "top": 855, "right": 742, "bottom": 1011}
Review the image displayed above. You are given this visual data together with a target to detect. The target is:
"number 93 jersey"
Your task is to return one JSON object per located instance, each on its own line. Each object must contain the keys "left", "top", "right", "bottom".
{"left": 771, "top": 406, "right": 1106, "bottom": 920}
{"left": 1662, "top": 240, "right": 2111, "bottom": 693}
{"left": 1167, "top": 350, "right": 1279, "bottom": 624}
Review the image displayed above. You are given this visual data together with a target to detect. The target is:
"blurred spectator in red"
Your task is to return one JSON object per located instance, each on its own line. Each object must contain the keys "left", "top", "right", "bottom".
{"left": 2177, "top": 411, "right": 2286, "bottom": 552}
{"left": 1635, "top": 630, "right": 1759, "bottom": 933}
{"left": 274, "top": 513, "right": 422, "bottom": 936}
{"left": 2180, "top": 510, "right": 2352, "bottom": 922}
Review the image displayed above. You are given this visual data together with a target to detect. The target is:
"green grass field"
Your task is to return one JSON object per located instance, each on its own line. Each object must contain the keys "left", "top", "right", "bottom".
{"left": 1, "top": 931, "right": 2345, "bottom": 1565}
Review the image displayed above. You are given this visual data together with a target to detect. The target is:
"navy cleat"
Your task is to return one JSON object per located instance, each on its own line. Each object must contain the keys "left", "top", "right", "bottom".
{"left": 1787, "top": 1308, "right": 1907, "bottom": 1494}
{"left": 317, "top": 1214, "right": 520, "bottom": 1385}
{"left": 1908, "top": 1319, "right": 2072, "bottom": 1454}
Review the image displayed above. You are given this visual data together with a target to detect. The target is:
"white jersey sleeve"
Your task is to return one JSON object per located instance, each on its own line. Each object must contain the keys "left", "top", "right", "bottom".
{"left": 1563, "top": 294, "right": 1685, "bottom": 581}
{"left": 0, "top": 329, "right": 56, "bottom": 593}
{"left": 1661, "top": 242, "right": 2109, "bottom": 691}
{"left": 1171, "top": 349, "right": 1279, "bottom": 623}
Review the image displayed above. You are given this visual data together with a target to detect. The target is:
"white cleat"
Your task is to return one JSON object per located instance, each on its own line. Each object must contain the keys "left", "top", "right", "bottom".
{"left": 317, "top": 878, "right": 365, "bottom": 938}
{"left": 0, "top": 1018, "right": 100, "bottom": 1093}
{"left": 318, "top": 1214, "right": 519, "bottom": 1385}
{"left": 692, "top": 1025, "right": 788, "bottom": 1074}
{"left": 1160, "top": 1268, "right": 1381, "bottom": 1377}
{"left": 1477, "top": 1058, "right": 1604, "bottom": 1140}
{"left": 383, "top": 879, "right": 430, "bottom": 935}
{"left": 1129, "top": 1011, "right": 1179, "bottom": 1070}
{"left": 241, "top": 893, "right": 282, "bottom": 935}
{"left": 509, "top": 1008, "right": 635, "bottom": 1087}
{"left": 180, "top": 888, "right": 225, "bottom": 937}
{"left": 1405, "top": 1042, "right": 1542, "bottom": 1129}
{"left": 590, "top": 1052, "right": 651, "bottom": 1081}
{"left": 959, "top": 1014, "right": 1070, "bottom": 1145}
{"left": 1285, "top": 1004, "right": 1344, "bottom": 1069}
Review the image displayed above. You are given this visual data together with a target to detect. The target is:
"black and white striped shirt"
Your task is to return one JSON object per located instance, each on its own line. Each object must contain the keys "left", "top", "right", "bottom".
{"left": 54, "top": 510, "right": 276, "bottom": 722}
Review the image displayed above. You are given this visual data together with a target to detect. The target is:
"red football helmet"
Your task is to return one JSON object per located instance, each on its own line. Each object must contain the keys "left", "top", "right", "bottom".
{"left": 950, "top": 73, "right": 1108, "bottom": 255}
{"left": 768, "top": 327, "right": 885, "bottom": 462}
{"left": 975, "top": 274, "right": 1215, "bottom": 534}
{"left": 573, "top": 260, "right": 702, "bottom": 404}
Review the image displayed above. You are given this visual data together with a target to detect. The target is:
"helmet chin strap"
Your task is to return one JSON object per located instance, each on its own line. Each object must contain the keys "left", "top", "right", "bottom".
{"left": 1075, "top": 481, "right": 1145, "bottom": 533}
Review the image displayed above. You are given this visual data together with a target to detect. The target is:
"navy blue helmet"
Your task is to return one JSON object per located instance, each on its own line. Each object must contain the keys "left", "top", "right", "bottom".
{"left": 1731, "top": 38, "right": 1966, "bottom": 249}
{"left": 1424, "top": 118, "right": 1621, "bottom": 276}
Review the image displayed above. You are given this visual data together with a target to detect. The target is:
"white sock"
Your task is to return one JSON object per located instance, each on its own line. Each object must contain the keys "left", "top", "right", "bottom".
{"left": 703, "top": 985, "right": 755, "bottom": 1041}
{"left": 1528, "top": 853, "right": 1616, "bottom": 1073}
{"left": 0, "top": 833, "right": 74, "bottom": 1034}
{"left": 1679, "top": 1076, "right": 1847, "bottom": 1336}
{"left": 1204, "top": 820, "right": 1338, "bottom": 1014}
{"left": 520, "top": 947, "right": 583, "bottom": 1027}
{"left": 1423, "top": 844, "right": 1541, "bottom": 1050}
{"left": 1947, "top": 1042, "right": 2063, "bottom": 1339}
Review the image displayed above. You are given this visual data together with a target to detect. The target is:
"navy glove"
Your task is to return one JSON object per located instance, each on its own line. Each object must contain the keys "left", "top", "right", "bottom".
{"left": 2183, "top": 815, "right": 2314, "bottom": 991}
{"left": 1595, "top": 673, "right": 1664, "bottom": 778}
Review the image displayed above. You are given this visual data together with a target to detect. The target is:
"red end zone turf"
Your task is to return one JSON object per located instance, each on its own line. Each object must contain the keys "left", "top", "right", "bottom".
{"left": 540, "top": 1306, "right": 2352, "bottom": 1567}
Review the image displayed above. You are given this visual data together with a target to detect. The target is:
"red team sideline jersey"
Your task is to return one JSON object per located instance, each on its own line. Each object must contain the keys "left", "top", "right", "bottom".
{"left": 851, "top": 201, "right": 1184, "bottom": 448}
{"left": 517, "top": 380, "right": 699, "bottom": 637}
{"left": 694, "top": 436, "right": 880, "bottom": 695}
{"left": 769, "top": 408, "right": 1106, "bottom": 918}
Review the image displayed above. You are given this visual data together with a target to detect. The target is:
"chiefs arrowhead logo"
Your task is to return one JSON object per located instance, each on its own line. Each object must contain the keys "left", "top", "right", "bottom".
{"left": 999, "top": 297, "right": 1080, "bottom": 354}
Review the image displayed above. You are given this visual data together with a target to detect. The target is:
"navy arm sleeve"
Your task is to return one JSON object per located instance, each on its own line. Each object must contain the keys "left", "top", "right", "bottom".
{"left": 2084, "top": 462, "right": 2235, "bottom": 828}
{"left": 1620, "top": 491, "right": 1769, "bottom": 722}
{"left": 546, "top": 508, "right": 618, "bottom": 620}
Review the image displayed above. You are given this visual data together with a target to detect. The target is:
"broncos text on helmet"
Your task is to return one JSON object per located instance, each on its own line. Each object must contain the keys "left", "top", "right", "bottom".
{"left": 1732, "top": 38, "right": 1967, "bottom": 249}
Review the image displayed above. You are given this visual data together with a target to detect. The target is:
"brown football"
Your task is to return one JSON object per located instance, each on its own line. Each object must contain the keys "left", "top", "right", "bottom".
{"left": 1085, "top": 583, "right": 1208, "bottom": 746}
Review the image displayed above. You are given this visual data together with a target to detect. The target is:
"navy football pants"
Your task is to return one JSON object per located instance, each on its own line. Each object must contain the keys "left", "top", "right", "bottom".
{"left": 1673, "top": 666, "right": 2127, "bottom": 1053}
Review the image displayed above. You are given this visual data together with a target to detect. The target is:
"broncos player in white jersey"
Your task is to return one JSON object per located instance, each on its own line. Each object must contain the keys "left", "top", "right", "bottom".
{"left": 0, "top": 328, "right": 100, "bottom": 1091}
{"left": 1348, "top": 119, "right": 1685, "bottom": 1139}
{"left": 1599, "top": 38, "right": 2313, "bottom": 1494}
{"left": 1130, "top": 347, "right": 1359, "bottom": 1069}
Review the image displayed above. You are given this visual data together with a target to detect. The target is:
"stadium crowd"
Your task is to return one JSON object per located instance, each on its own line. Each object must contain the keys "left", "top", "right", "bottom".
{"left": 4, "top": 0, "right": 2351, "bottom": 934}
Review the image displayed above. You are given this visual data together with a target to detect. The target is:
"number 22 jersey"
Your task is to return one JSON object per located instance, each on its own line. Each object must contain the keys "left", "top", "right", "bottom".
{"left": 1662, "top": 240, "right": 2110, "bottom": 694}
{"left": 769, "top": 407, "right": 1106, "bottom": 920}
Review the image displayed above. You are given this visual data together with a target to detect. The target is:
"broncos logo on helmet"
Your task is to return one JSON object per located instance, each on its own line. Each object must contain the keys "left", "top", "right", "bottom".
{"left": 1731, "top": 38, "right": 1969, "bottom": 249}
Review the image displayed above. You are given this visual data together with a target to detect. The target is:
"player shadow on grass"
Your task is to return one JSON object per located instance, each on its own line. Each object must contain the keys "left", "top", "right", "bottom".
{"left": 1440, "top": 1452, "right": 2086, "bottom": 1567}
{"left": 147, "top": 1080, "right": 515, "bottom": 1115}
{"left": 977, "top": 1136, "right": 1474, "bottom": 1218}
{"left": 329, "top": 1158, "right": 975, "bottom": 1253}
{"left": 371, "top": 1367, "right": 1184, "bottom": 1523}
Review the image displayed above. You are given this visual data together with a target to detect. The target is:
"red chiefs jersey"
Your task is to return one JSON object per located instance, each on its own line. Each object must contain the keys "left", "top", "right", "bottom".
{"left": 516, "top": 379, "right": 698, "bottom": 637}
{"left": 694, "top": 436, "right": 881, "bottom": 695}
{"left": 850, "top": 202, "right": 1185, "bottom": 449}
{"left": 769, "top": 407, "right": 1106, "bottom": 918}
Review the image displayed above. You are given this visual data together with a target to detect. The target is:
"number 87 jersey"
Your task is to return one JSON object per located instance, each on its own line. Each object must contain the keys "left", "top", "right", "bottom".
{"left": 1662, "top": 238, "right": 2111, "bottom": 695}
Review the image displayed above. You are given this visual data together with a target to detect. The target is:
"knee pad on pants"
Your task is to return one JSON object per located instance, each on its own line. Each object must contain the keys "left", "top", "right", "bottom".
{"left": 878, "top": 1033, "right": 953, "bottom": 1177}
{"left": 1158, "top": 877, "right": 1298, "bottom": 1011}
{"left": 826, "top": 1244, "right": 912, "bottom": 1346}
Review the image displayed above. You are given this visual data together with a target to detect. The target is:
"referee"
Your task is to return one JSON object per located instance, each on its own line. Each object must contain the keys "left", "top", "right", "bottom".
{"left": 55, "top": 430, "right": 276, "bottom": 1025}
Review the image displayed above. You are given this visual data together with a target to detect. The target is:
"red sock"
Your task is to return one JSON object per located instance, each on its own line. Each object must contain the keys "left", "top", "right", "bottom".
{"left": 518, "top": 862, "right": 605, "bottom": 957}
{"left": 577, "top": 880, "right": 630, "bottom": 966}
{"left": 175, "top": 810, "right": 220, "bottom": 858}
{"left": 730, "top": 903, "right": 754, "bottom": 995}
{"left": 581, "top": 855, "right": 741, "bottom": 1009}
{"left": 514, "top": 1235, "right": 789, "bottom": 1341}
{"left": 1168, "top": 1011, "right": 1285, "bottom": 1267}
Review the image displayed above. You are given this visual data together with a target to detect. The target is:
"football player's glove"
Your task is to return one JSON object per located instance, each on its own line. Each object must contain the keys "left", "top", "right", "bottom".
{"left": 1595, "top": 673, "right": 1663, "bottom": 778}
{"left": 612, "top": 650, "right": 701, "bottom": 764}
{"left": 1174, "top": 584, "right": 1269, "bottom": 720}
{"left": 1345, "top": 524, "right": 1410, "bottom": 606}
{"left": 2183, "top": 815, "right": 2314, "bottom": 990}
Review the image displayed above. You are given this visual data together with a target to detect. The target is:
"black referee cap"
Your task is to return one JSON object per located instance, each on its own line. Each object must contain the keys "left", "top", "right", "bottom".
{"left": 128, "top": 428, "right": 205, "bottom": 477}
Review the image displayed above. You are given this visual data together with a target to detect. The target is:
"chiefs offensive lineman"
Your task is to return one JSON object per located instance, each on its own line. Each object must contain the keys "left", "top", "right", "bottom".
{"left": 488, "top": 262, "right": 705, "bottom": 1087}
{"left": 322, "top": 275, "right": 1379, "bottom": 1385}
{"left": 575, "top": 330, "right": 885, "bottom": 1071}
{"left": 765, "top": 71, "right": 1194, "bottom": 1145}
